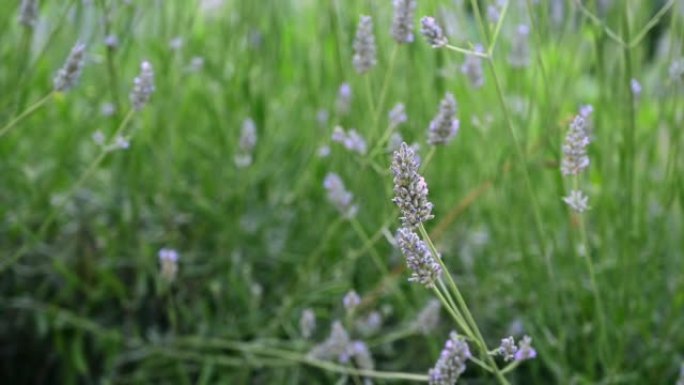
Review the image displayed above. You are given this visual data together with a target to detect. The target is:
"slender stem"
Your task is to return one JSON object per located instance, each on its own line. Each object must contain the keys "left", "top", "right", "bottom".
{"left": 368, "top": 45, "right": 399, "bottom": 153}
{"left": 177, "top": 337, "right": 430, "bottom": 382}
{"left": 418, "top": 225, "right": 511, "bottom": 385}
{"left": 0, "top": 92, "right": 53, "bottom": 138}
{"left": 487, "top": 0, "right": 509, "bottom": 56}
{"left": 420, "top": 147, "right": 437, "bottom": 171}
{"left": 445, "top": 45, "right": 488, "bottom": 58}
{"left": 364, "top": 76, "right": 376, "bottom": 119}
{"left": 431, "top": 285, "right": 474, "bottom": 344}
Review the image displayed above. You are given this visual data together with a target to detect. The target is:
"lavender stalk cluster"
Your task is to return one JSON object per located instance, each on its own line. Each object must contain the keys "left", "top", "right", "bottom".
{"left": 508, "top": 24, "right": 531, "bottom": 68}
{"left": 18, "top": 0, "right": 38, "bottom": 28}
{"left": 396, "top": 227, "right": 441, "bottom": 288}
{"left": 391, "top": 0, "right": 417, "bottom": 44}
{"left": 461, "top": 44, "right": 485, "bottom": 88}
{"left": 235, "top": 118, "right": 257, "bottom": 168}
{"left": 421, "top": 16, "right": 448, "bottom": 48}
{"left": 391, "top": 143, "right": 433, "bottom": 228}
{"left": 427, "top": 93, "right": 459, "bottom": 145}
{"left": 53, "top": 42, "right": 86, "bottom": 92}
{"left": 343, "top": 290, "right": 361, "bottom": 312}
{"left": 332, "top": 126, "right": 367, "bottom": 155}
{"left": 323, "top": 173, "right": 358, "bottom": 219}
{"left": 428, "top": 332, "right": 471, "bottom": 385}
{"left": 353, "top": 15, "right": 377, "bottom": 74}
{"left": 130, "top": 61, "right": 155, "bottom": 110}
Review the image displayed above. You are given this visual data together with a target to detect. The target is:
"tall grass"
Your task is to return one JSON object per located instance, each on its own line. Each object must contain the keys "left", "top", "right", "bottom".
{"left": 1, "top": 0, "right": 683, "bottom": 383}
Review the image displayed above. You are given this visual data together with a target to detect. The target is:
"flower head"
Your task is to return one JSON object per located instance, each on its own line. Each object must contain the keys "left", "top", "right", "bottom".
{"left": 514, "top": 335, "right": 537, "bottom": 361}
{"left": 18, "top": 0, "right": 38, "bottom": 28}
{"left": 130, "top": 61, "right": 155, "bottom": 110}
{"left": 353, "top": 15, "right": 377, "bottom": 74}
{"left": 508, "top": 24, "right": 531, "bottom": 68}
{"left": 427, "top": 93, "right": 459, "bottom": 145}
{"left": 53, "top": 42, "right": 86, "bottom": 92}
{"left": 497, "top": 336, "right": 518, "bottom": 362}
{"left": 461, "top": 44, "right": 485, "bottom": 88}
{"left": 392, "top": 0, "right": 417, "bottom": 44}
{"left": 563, "top": 190, "right": 589, "bottom": 213}
{"left": 428, "top": 332, "right": 471, "bottom": 385}
{"left": 324, "top": 173, "right": 358, "bottom": 219}
{"left": 388, "top": 103, "right": 407, "bottom": 128}
{"left": 332, "top": 126, "right": 367, "bottom": 155}
{"left": 158, "top": 248, "right": 179, "bottom": 282}
{"left": 343, "top": 290, "right": 361, "bottom": 312}
{"left": 300, "top": 309, "right": 316, "bottom": 339}
{"left": 421, "top": 16, "right": 448, "bottom": 47}
{"left": 336, "top": 83, "right": 352, "bottom": 115}
{"left": 561, "top": 114, "right": 591, "bottom": 176}
{"left": 413, "top": 299, "right": 441, "bottom": 334}
{"left": 391, "top": 143, "right": 433, "bottom": 228}
{"left": 396, "top": 227, "right": 441, "bottom": 288}
{"left": 235, "top": 118, "right": 258, "bottom": 167}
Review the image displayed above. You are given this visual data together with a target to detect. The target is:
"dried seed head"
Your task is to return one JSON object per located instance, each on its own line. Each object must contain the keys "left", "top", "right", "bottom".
{"left": 461, "top": 44, "right": 485, "bottom": 88}
{"left": 391, "top": 143, "right": 433, "bottom": 228}
{"left": 396, "top": 227, "right": 441, "bottom": 288}
{"left": 130, "top": 61, "right": 155, "bottom": 110}
{"left": 353, "top": 15, "right": 377, "bottom": 74}
{"left": 421, "top": 16, "right": 448, "bottom": 48}
{"left": 53, "top": 42, "right": 86, "bottom": 92}
{"left": 18, "top": 0, "right": 38, "bottom": 28}
{"left": 392, "top": 0, "right": 417, "bottom": 44}
{"left": 428, "top": 332, "right": 471, "bottom": 385}
{"left": 324, "top": 173, "right": 358, "bottom": 219}
{"left": 427, "top": 93, "right": 459, "bottom": 145}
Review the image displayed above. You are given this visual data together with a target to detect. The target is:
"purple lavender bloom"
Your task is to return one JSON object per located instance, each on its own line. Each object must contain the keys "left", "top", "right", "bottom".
{"left": 353, "top": 15, "right": 377, "bottom": 74}
{"left": 391, "top": 143, "right": 433, "bottom": 228}
{"left": 396, "top": 227, "right": 441, "bottom": 288}
{"left": 514, "top": 335, "right": 537, "bottom": 361}
{"left": 392, "top": 0, "right": 417, "bottom": 44}
{"left": 427, "top": 93, "right": 459, "bottom": 145}
{"left": 428, "top": 332, "right": 471, "bottom": 385}
{"left": 421, "top": 16, "right": 448, "bottom": 48}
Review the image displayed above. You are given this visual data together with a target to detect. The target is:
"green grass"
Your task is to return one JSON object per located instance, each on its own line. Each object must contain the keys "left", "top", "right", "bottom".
{"left": 1, "top": 0, "right": 683, "bottom": 383}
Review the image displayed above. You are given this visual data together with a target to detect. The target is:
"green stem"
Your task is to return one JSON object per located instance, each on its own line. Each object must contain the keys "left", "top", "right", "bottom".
{"left": 0, "top": 92, "right": 53, "bottom": 138}
{"left": 418, "top": 225, "right": 511, "bottom": 385}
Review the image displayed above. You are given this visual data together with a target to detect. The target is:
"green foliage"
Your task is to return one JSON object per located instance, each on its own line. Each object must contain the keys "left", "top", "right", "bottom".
{"left": 1, "top": 0, "right": 683, "bottom": 384}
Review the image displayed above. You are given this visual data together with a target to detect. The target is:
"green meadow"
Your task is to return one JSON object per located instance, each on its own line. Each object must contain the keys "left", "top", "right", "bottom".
{"left": 1, "top": 0, "right": 683, "bottom": 384}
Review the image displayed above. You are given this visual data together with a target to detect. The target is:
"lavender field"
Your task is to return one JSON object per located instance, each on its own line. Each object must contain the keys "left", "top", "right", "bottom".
{"left": 1, "top": 0, "right": 684, "bottom": 384}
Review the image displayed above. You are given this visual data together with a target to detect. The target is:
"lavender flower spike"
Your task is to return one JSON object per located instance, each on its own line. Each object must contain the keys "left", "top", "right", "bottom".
{"left": 461, "top": 44, "right": 485, "bottom": 88}
{"left": 392, "top": 0, "right": 417, "bottom": 44}
{"left": 396, "top": 227, "right": 441, "bottom": 288}
{"left": 428, "top": 331, "right": 471, "bottom": 385}
{"left": 427, "top": 93, "right": 459, "bottom": 145}
{"left": 421, "top": 16, "right": 448, "bottom": 48}
{"left": 391, "top": 142, "right": 433, "bottom": 228}
{"left": 18, "top": 0, "right": 38, "bottom": 28}
{"left": 353, "top": 15, "right": 377, "bottom": 74}
{"left": 324, "top": 173, "right": 358, "bottom": 219}
{"left": 130, "top": 61, "right": 155, "bottom": 110}
{"left": 563, "top": 189, "right": 589, "bottom": 213}
{"left": 561, "top": 114, "right": 590, "bottom": 175}
{"left": 497, "top": 336, "right": 518, "bottom": 362}
{"left": 53, "top": 42, "right": 86, "bottom": 92}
